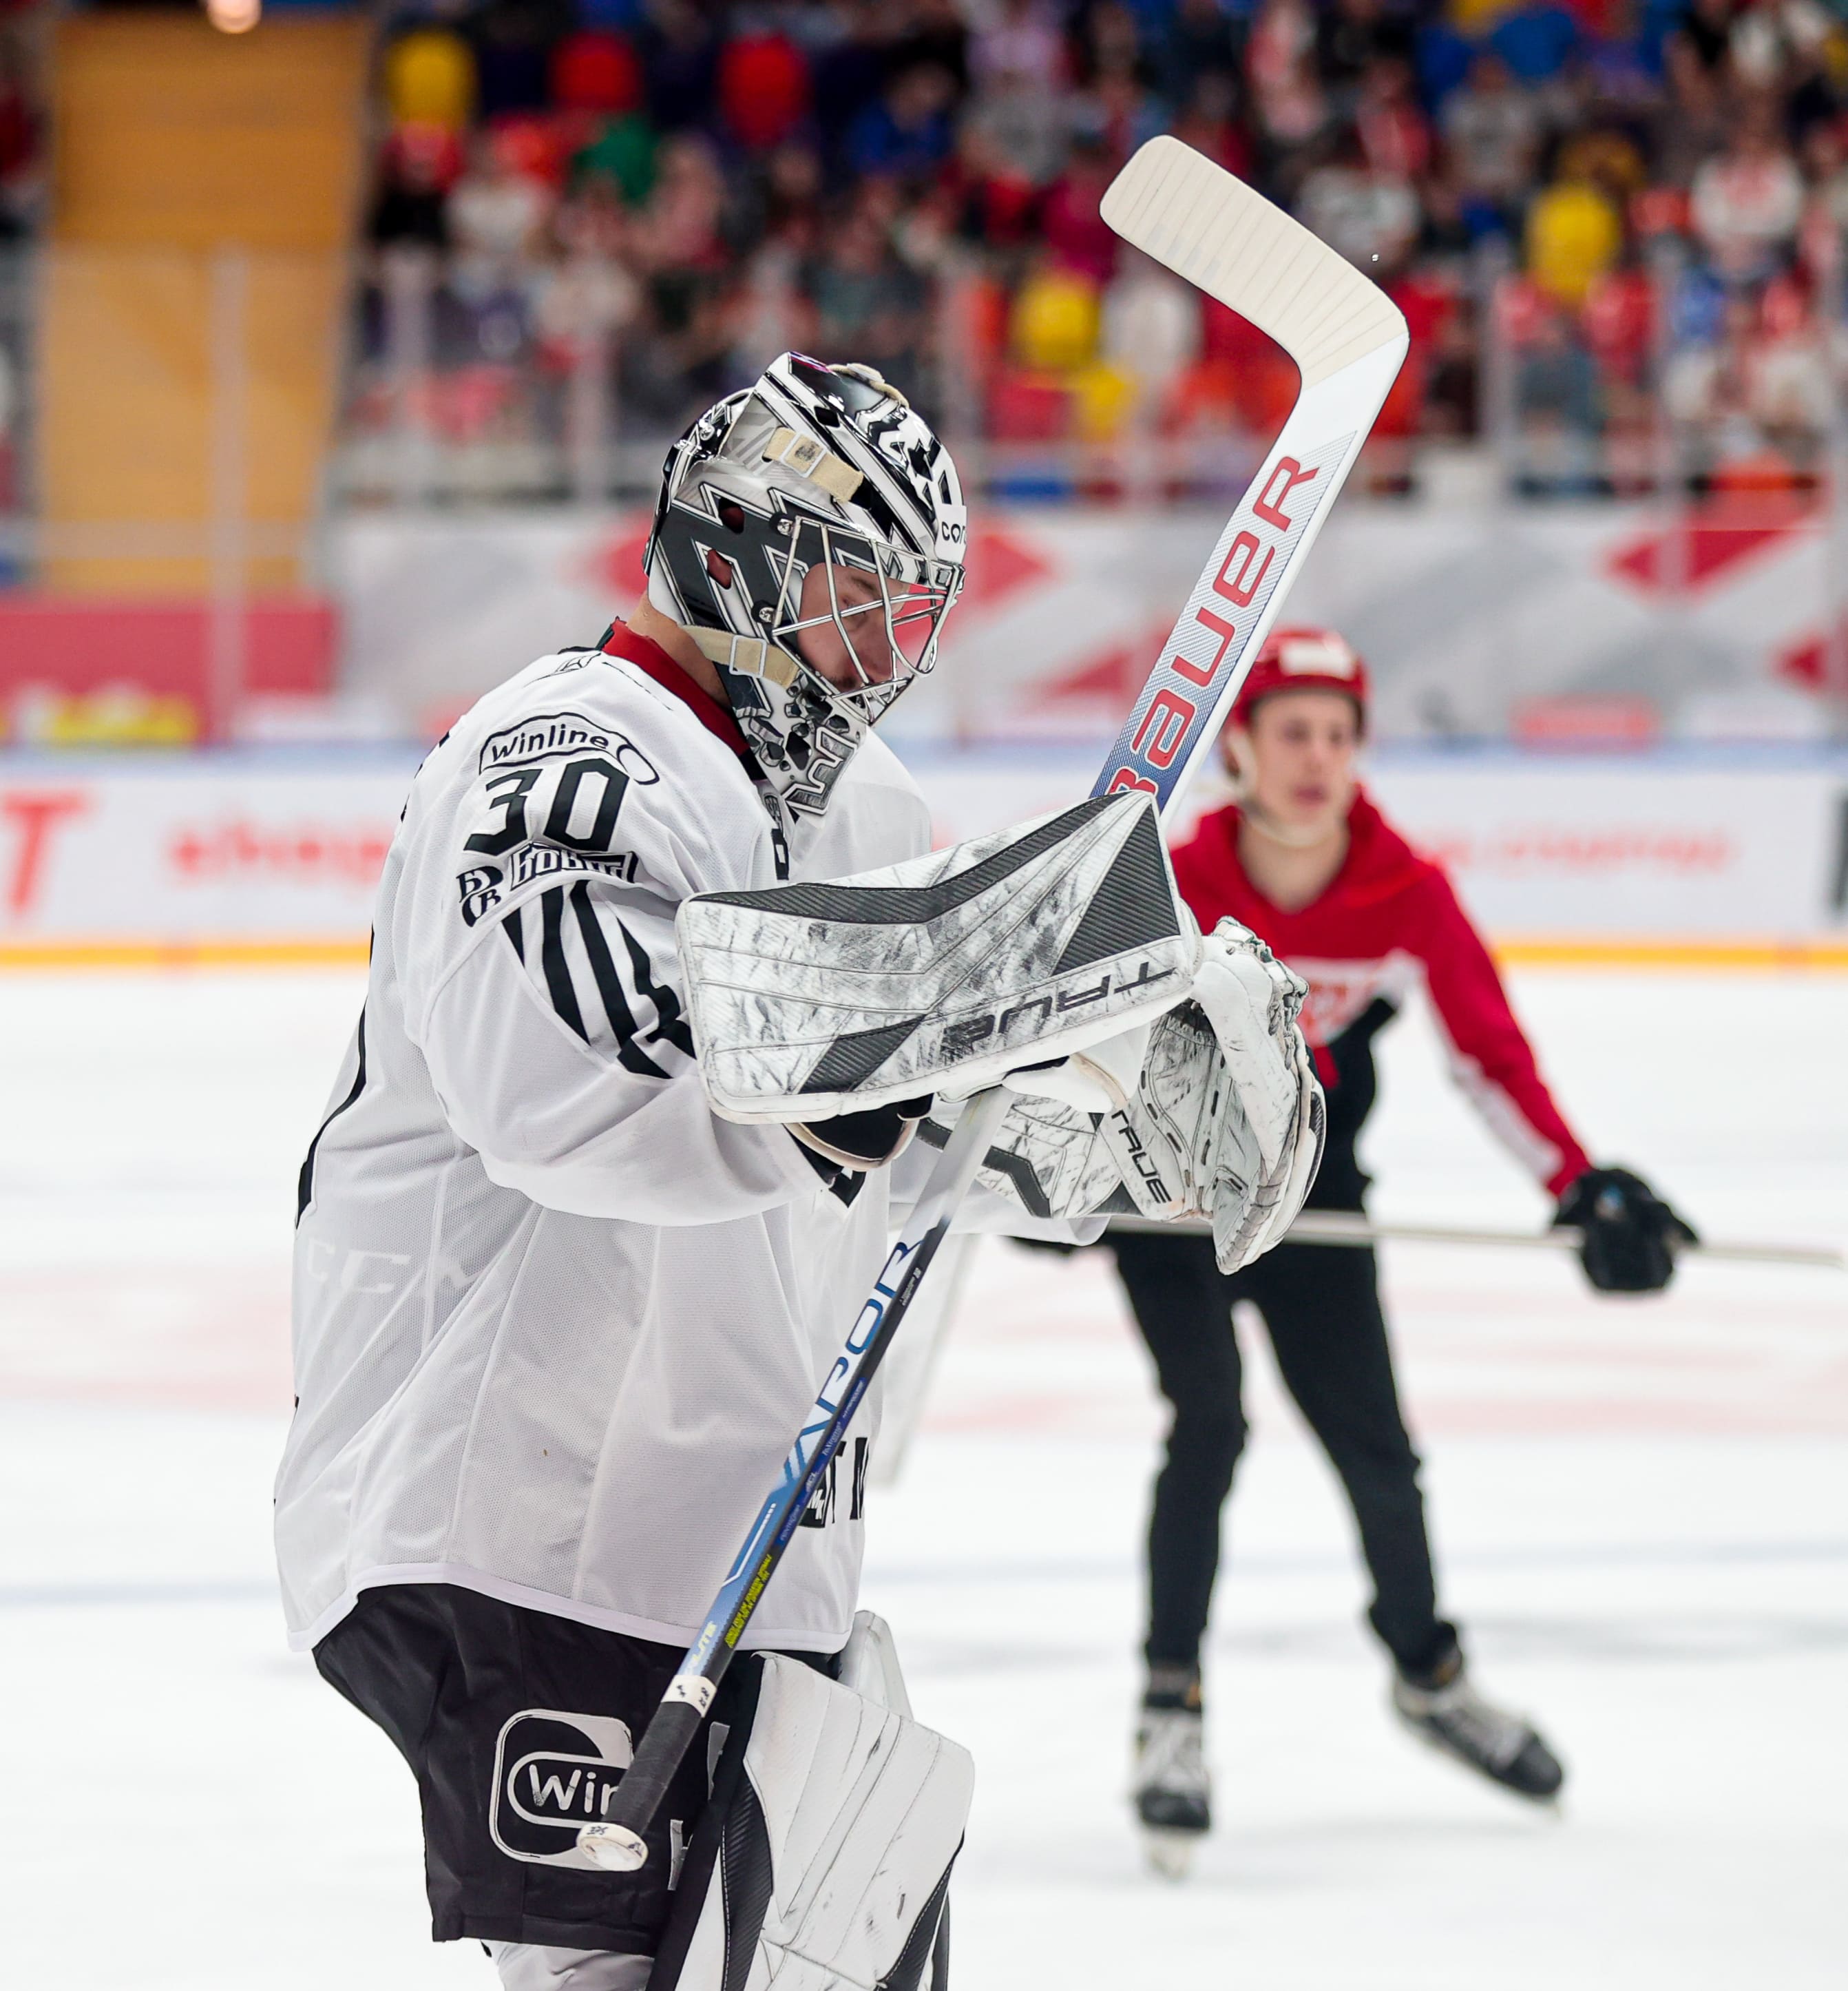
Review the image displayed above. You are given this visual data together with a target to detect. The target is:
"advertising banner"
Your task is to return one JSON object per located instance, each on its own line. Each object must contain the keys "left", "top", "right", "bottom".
{"left": 322, "top": 502, "right": 1848, "bottom": 746}
{"left": 0, "top": 761, "right": 411, "bottom": 959}
{"left": 1, "top": 751, "right": 1844, "bottom": 963}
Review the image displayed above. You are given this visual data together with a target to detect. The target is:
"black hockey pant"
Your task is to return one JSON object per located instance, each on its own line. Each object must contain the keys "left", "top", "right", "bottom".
{"left": 1113, "top": 1227, "right": 1456, "bottom": 1681}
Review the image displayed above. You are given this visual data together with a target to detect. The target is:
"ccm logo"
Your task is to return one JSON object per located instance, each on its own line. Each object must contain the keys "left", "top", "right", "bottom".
{"left": 1106, "top": 455, "right": 1320, "bottom": 794}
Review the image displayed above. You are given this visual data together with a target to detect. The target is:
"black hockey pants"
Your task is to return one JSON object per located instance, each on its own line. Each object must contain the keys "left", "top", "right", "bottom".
{"left": 1113, "top": 1227, "right": 1457, "bottom": 1681}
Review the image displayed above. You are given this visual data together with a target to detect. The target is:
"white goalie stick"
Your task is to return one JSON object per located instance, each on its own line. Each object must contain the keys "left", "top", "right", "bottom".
{"left": 578, "top": 138, "right": 1409, "bottom": 1873}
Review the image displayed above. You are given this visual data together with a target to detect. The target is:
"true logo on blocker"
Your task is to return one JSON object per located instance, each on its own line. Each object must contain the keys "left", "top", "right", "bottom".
{"left": 489, "top": 1709, "right": 634, "bottom": 1868}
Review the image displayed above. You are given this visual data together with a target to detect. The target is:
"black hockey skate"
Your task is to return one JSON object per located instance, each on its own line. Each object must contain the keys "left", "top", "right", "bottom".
{"left": 1133, "top": 1669, "right": 1210, "bottom": 1878}
{"left": 1391, "top": 1652, "right": 1564, "bottom": 1802}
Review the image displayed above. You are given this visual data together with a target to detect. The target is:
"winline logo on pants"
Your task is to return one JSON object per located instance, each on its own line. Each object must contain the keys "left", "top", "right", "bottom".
{"left": 489, "top": 1709, "right": 637, "bottom": 1870}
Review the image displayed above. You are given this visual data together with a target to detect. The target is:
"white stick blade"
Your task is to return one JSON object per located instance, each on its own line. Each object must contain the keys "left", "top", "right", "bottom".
{"left": 1101, "top": 136, "right": 1407, "bottom": 386}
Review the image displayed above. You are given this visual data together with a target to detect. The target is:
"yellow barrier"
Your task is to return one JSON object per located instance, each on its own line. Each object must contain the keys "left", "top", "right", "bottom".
{"left": 1493, "top": 937, "right": 1848, "bottom": 971}
{"left": 41, "top": 14, "right": 370, "bottom": 594}
{"left": 0, "top": 938, "right": 370, "bottom": 970}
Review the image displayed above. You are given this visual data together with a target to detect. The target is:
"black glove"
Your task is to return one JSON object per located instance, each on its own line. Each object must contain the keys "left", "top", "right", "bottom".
{"left": 791, "top": 1096, "right": 934, "bottom": 1174}
{"left": 1554, "top": 1165, "right": 1697, "bottom": 1294}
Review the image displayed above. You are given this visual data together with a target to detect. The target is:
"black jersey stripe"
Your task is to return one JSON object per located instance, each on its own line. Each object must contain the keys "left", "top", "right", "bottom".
{"left": 538, "top": 887, "right": 589, "bottom": 1041}
{"left": 568, "top": 882, "right": 669, "bottom": 1081}
{"left": 296, "top": 1009, "right": 368, "bottom": 1223}
{"left": 618, "top": 919, "right": 697, "bottom": 1059}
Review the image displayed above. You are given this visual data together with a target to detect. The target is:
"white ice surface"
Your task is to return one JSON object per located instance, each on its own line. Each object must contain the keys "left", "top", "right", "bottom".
{"left": 1, "top": 968, "right": 1844, "bottom": 1989}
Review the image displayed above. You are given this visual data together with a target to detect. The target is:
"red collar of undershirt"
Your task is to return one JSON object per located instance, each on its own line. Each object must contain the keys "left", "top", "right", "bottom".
{"left": 601, "top": 621, "right": 752, "bottom": 761}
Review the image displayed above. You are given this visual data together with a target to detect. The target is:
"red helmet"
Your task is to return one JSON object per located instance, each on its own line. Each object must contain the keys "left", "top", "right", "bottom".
{"left": 1230, "top": 626, "right": 1369, "bottom": 733}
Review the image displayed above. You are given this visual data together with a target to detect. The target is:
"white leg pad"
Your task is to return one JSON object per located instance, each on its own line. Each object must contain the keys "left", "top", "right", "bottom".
{"left": 655, "top": 1614, "right": 969, "bottom": 1991}
{"left": 835, "top": 1609, "right": 915, "bottom": 1721}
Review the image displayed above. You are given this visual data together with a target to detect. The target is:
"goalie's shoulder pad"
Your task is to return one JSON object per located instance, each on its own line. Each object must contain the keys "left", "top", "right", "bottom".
{"left": 677, "top": 790, "right": 1199, "bottom": 1120}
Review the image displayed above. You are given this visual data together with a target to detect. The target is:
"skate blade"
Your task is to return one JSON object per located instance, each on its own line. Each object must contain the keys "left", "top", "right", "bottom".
{"left": 1400, "top": 1722, "right": 1567, "bottom": 1810}
{"left": 1142, "top": 1828, "right": 1199, "bottom": 1881}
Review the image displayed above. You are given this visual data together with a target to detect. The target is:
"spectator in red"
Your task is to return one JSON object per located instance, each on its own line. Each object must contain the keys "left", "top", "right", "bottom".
{"left": 551, "top": 30, "right": 643, "bottom": 122}
{"left": 1355, "top": 56, "right": 1431, "bottom": 184}
{"left": 0, "top": 32, "right": 34, "bottom": 242}
{"left": 370, "top": 122, "right": 466, "bottom": 249}
{"left": 716, "top": 32, "right": 812, "bottom": 156}
{"left": 754, "top": 142, "right": 826, "bottom": 257}
{"left": 625, "top": 133, "right": 728, "bottom": 276}
{"left": 1040, "top": 129, "right": 1122, "bottom": 286}
{"left": 1168, "top": 74, "right": 1255, "bottom": 185}
{"left": 950, "top": 116, "right": 1045, "bottom": 255}
{"left": 1246, "top": 0, "right": 1328, "bottom": 166}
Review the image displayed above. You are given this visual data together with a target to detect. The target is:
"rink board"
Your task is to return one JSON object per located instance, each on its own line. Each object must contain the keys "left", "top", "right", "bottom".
{"left": 0, "top": 747, "right": 1845, "bottom": 959}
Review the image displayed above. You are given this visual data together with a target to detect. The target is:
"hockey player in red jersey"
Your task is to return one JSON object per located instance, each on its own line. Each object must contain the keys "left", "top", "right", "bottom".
{"left": 1125, "top": 625, "right": 1696, "bottom": 1867}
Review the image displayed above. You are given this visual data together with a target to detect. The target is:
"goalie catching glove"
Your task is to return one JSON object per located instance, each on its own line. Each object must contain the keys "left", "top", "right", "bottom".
{"left": 946, "top": 921, "right": 1325, "bottom": 1273}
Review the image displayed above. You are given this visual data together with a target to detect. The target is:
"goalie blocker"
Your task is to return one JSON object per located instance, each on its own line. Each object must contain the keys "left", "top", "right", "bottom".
{"left": 678, "top": 791, "right": 1325, "bottom": 1273}
{"left": 677, "top": 791, "right": 1197, "bottom": 1121}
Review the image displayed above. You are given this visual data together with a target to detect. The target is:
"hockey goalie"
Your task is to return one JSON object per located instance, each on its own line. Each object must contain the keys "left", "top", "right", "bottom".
{"left": 277, "top": 353, "right": 1323, "bottom": 1991}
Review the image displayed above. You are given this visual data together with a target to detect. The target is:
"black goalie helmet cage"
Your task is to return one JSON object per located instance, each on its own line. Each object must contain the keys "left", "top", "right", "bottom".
{"left": 644, "top": 353, "right": 968, "bottom": 816}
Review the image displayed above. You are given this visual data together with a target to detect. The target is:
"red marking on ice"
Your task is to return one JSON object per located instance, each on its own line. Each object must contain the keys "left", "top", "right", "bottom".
{"left": 0, "top": 1266, "right": 293, "bottom": 1413}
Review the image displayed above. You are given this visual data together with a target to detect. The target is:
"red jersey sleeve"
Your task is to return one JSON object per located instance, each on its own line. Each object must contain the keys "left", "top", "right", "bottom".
{"left": 1411, "top": 867, "right": 1592, "bottom": 1198}
{"left": 1168, "top": 806, "right": 1240, "bottom": 930}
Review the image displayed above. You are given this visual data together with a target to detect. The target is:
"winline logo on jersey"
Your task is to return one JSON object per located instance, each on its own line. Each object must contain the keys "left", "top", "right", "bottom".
{"left": 489, "top": 1709, "right": 640, "bottom": 1869}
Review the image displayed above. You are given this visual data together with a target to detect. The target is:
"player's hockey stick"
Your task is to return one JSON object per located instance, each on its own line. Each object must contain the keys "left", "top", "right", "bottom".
{"left": 1108, "top": 1210, "right": 1847, "bottom": 1268}
{"left": 580, "top": 137, "right": 1408, "bottom": 1872}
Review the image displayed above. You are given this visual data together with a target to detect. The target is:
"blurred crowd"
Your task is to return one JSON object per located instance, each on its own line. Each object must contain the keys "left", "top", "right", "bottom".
{"left": 0, "top": 7, "right": 39, "bottom": 523}
{"left": 4, "top": 0, "right": 1848, "bottom": 502}
{"left": 348, "top": 0, "right": 1848, "bottom": 500}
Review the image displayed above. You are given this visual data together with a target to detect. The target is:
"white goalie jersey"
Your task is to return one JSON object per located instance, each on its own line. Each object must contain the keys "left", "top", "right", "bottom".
{"left": 275, "top": 629, "right": 1037, "bottom": 1656}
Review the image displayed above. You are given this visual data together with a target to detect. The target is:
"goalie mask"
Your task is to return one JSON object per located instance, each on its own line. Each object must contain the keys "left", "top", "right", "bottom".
{"left": 644, "top": 353, "right": 967, "bottom": 816}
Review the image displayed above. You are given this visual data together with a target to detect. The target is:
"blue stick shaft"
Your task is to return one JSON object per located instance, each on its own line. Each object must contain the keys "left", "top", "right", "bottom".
{"left": 594, "top": 1090, "right": 1009, "bottom": 1851}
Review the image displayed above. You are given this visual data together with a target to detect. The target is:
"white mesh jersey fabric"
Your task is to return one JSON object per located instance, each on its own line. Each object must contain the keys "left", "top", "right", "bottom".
{"left": 275, "top": 646, "right": 937, "bottom": 1654}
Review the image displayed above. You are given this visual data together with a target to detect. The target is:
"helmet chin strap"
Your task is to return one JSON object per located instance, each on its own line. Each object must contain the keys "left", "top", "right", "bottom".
{"left": 687, "top": 625, "right": 803, "bottom": 690}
